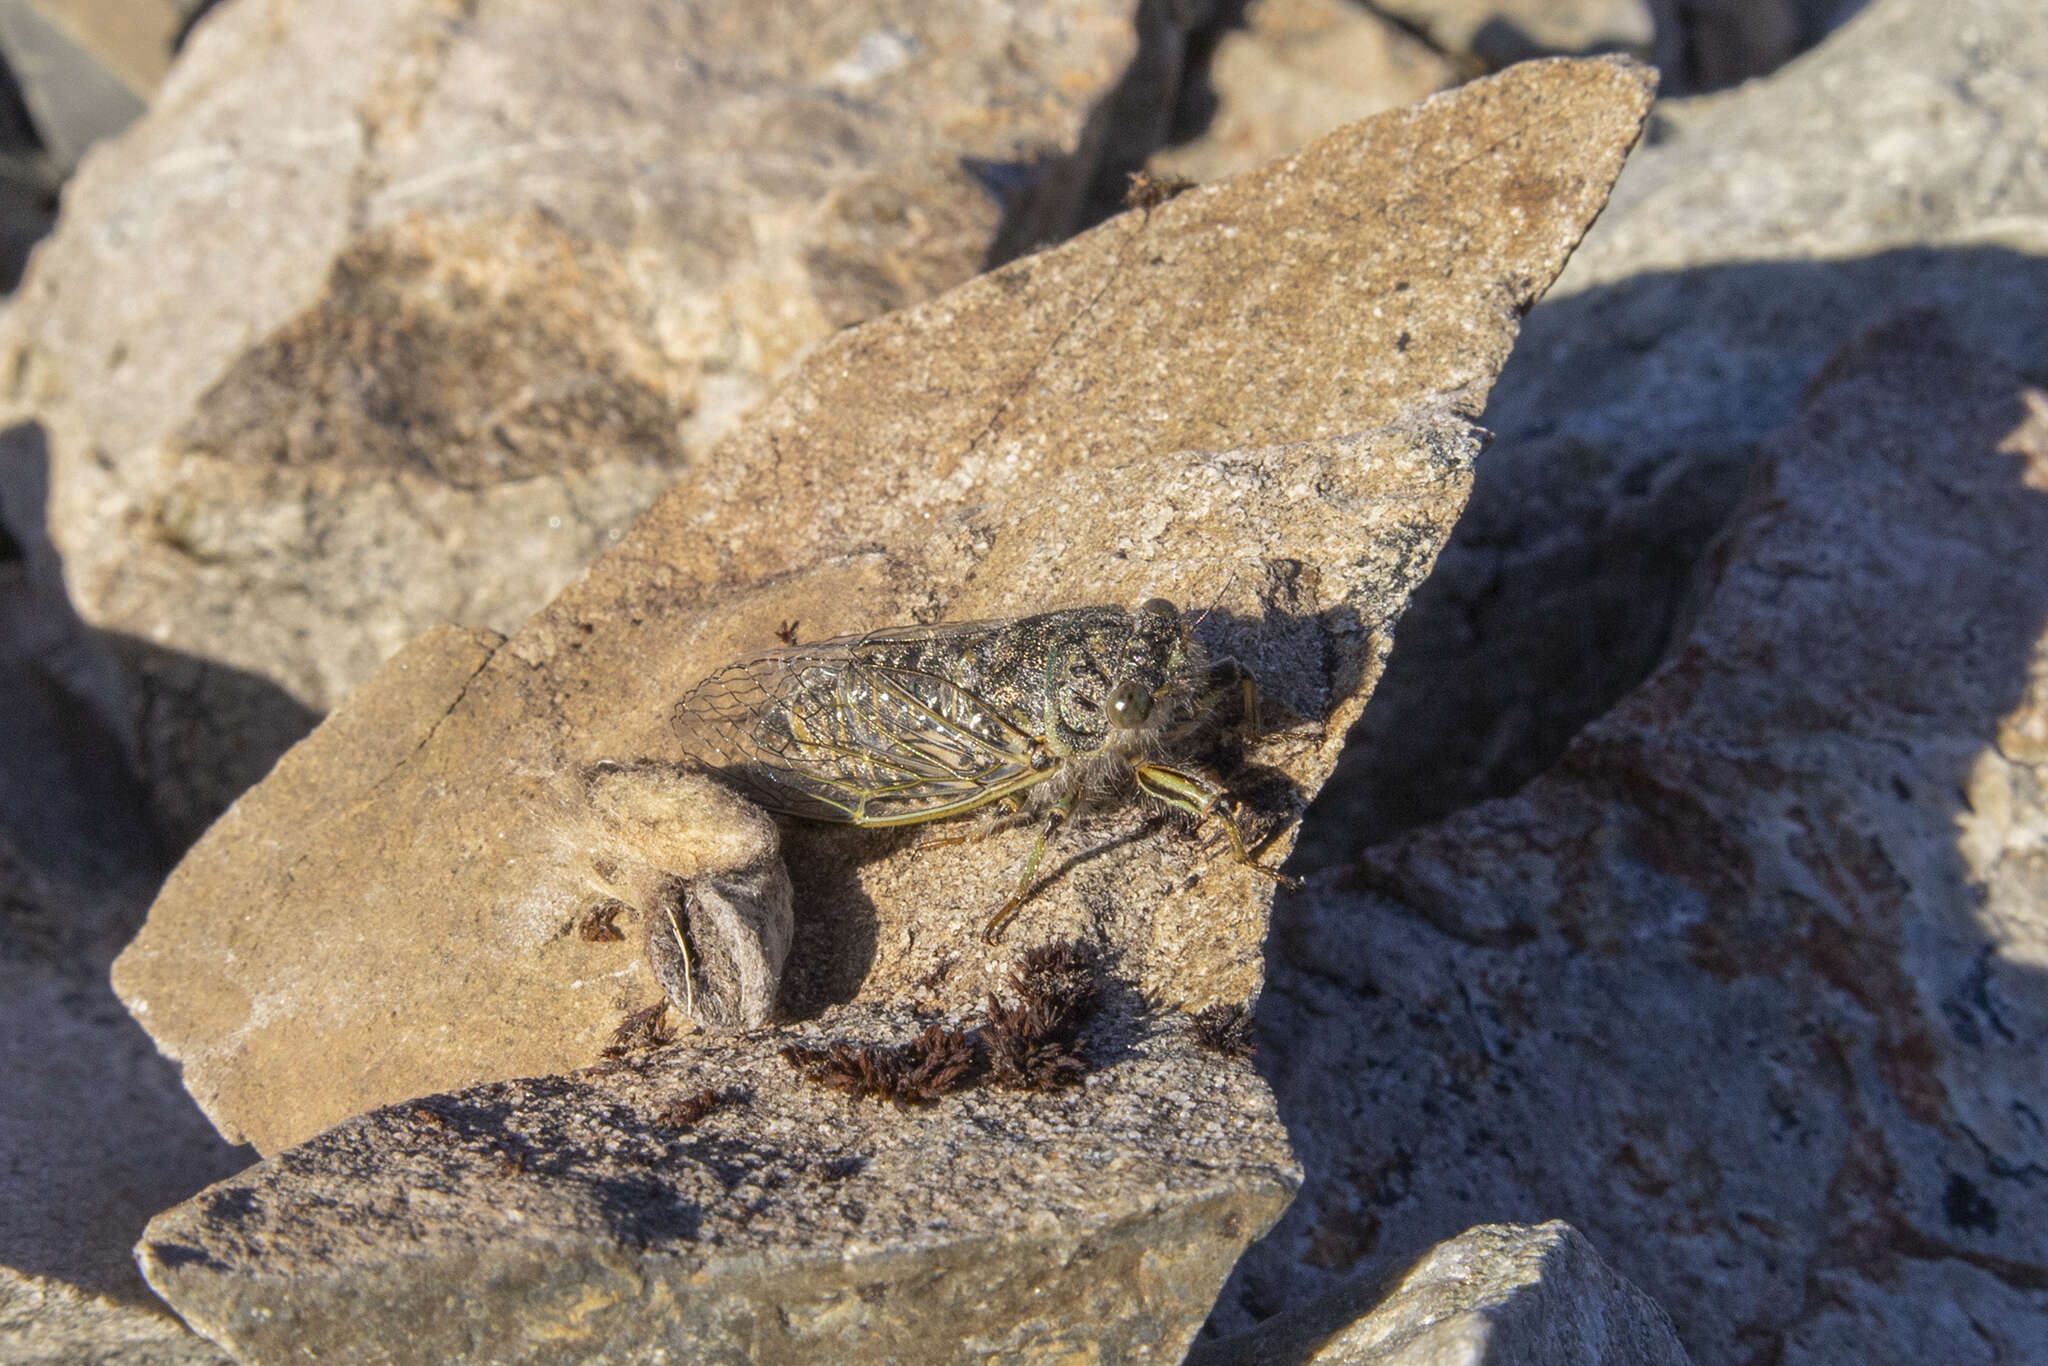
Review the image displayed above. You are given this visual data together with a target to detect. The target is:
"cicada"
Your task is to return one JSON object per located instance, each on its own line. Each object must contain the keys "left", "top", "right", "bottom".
{"left": 671, "top": 598, "right": 1293, "bottom": 940}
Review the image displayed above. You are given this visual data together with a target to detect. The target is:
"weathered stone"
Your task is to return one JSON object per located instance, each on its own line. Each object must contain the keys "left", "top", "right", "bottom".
{"left": 113, "top": 58, "right": 1657, "bottom": 1156}
{"left": 1147, "top": 0, "right": 1460, "bottom": 186}
{"left": 0, "top": 0, "right": 1138, "bottom": 846}
{"left": 0, "top": 1265, "right": 231, "bottom": 1366}
{"left": 138, "top": 1016, "right": 1298, "bottom": 1366}
{"left": 1193, "top": 1221, "right": 1692, "bottom": 1365}
{"left": 1228, "top": 316, "right": 2048, "bottom": 1361}
{"left": 575, "top": 763, "right": 793, "bottom": 1032}
{"left": 1313, "top": 0, "right": 2048, "bottom": 852}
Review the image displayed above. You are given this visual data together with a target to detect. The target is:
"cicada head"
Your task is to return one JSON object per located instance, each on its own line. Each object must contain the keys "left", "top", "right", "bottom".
{"left": 1047, "top": 597, "right": 1203, "bottom": 759}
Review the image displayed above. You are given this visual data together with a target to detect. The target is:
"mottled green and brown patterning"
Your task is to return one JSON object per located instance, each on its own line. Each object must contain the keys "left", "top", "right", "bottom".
{"left": 672, "top": 599, "right": 1293, "bottom": 938}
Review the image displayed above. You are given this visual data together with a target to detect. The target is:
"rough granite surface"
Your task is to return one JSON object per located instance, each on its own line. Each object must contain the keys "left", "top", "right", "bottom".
{"left": 1194, "top": 1221, "right": 1692, "bottom": 1365}
{"left": 140, "top": 1014, "right": 1297, "bottom": 1366}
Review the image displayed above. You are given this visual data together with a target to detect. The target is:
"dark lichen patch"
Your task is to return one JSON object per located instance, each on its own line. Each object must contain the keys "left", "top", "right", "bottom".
{"left": 656, "top": 1086, "right": 744, "bottom": 1129}
{"left": 603, "top": 1000, "right": 675, "bottom": 1059}
{"left": 782, "top": 939, "right": 1108, "bottom": 1102}
{"left": 780, "top": 1024, "right": 978, "bottom": 1107}
{"left": 577, "top": 901, "right": 629, "bottom": 942}
{"left": 168, "top": 215, "right": 685, "bottom": 488}
{"left": 985, "top": 940, "right": 1102, "bottom": 1092}
{"left": 1184, "top": 1001, "right": 1256, "bottom": 1059}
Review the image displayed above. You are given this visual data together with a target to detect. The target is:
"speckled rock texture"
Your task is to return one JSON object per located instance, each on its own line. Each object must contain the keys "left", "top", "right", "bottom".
{"left": 0, "top": 0, "right": 1138, "bottom": 847}
{"left": 112, "top": 56, "right": 1656, "bottom": 1157}
{"left": 139, "top": 1010, "right": 1298, "bottom": 1366}
{"left": 1194, "top": 1221, "right": 1692, "bottom": 1365}
{"left": 0, "top": 1265, "right": 231, "bottom": 1366}
{"left": 1225, "top": 312, "right": 2048, "bottom": 1361}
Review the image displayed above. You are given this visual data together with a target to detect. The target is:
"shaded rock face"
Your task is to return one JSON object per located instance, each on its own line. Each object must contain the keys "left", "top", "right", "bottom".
{"left": 0, "top": 0, "right": 1138, "bottom": 847}
{"left": 138, "top": 1012, "right": 1299, "bottom": 1366}
{"left": 1227, "top": 314, "right": 2048, "bottom": 1361}
{"left": 1313, "top": 0, "right": 2048, "bottom": 853}
{"left": 0, "top": 431, "right": 253, "bottom": 1305}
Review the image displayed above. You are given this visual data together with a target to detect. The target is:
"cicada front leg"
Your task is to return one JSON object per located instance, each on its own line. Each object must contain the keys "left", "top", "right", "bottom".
{"left": 981, "top": 788, "right": 1081, "bottom": 943}
{"left": 1133, "top": 761, "right": 1299, "bottom": 891}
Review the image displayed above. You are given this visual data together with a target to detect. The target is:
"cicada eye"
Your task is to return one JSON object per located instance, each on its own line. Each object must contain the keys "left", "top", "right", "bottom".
{"left": 1139, "top": 597, "right": 1177, "bottom": 619}
{"left": 1107, "top": 680, "right": 1153, "bottom": 729}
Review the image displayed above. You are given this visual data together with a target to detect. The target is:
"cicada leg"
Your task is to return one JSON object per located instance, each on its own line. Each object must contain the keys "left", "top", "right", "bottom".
{"left": 1165, "top": 658, "right": 1262, "bottom": 745}
{"left": 1133, "top": 761, "right": 1299, "bottom": 891}
{"left": 981, "top": 788, "right": 1080, "bottom": 943}
{"left": 916, "top": 793, "right": 1031, "bottom": 853}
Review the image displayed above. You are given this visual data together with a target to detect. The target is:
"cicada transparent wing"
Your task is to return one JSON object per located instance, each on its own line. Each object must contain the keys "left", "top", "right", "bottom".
{"left": 672, "top": 633, "right": 1056, "bottom": 826}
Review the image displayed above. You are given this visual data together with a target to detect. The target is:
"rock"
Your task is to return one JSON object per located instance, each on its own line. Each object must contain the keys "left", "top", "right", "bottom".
{"left": 1227, "top": 316, "right": 2048, "bottom": 1361}
{"left": 575, "top": 763, "right": 793, "bottom": 1032}
{"left": 1193, "top": 1221, "right": 1692, "bottom": 1365}
{"left": 1312, "top": 0, "right": 2048, "bottom": 852}
{"left": 113, "top": 57, "right": 1656, "bottom": 1156}
{"left": 0, "top": 1265, "right": 231, "bottom": 1366}
{"left": 138, "top": 1014, "right": 1298, "bottom": 1366}
{"left": 1146, "top": 0, "right": 1461, "bottom": 186}
{"left": 1373, "top": 0, "right": 1654, "bottom": 67}
{"left": 0, "top": 0, "right": 173, "bottom": 172}
{"left": 0, "top": 0, "right": 1139, "bottom": 847}
{"left": 0, "top": 434, "right": 252, "bottom": 1305}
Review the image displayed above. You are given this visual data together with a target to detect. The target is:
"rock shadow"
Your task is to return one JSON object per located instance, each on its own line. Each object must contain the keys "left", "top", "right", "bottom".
{"left": 0, "top": 426, "right": 303, "bottom": 1300}
{"left": 1217, "top": 246, "right": 2048, "bottom": 1363}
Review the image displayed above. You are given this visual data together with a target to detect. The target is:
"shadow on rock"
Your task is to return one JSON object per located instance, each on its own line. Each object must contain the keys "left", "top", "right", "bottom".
{"left": 1223, "top": 249, "right": 2048, "bottom": 1364}
{"left": 0, "top": 426, "right": 287, "bottom": 1299}
{"left": 1311, "top": 244, "right": 2048, "bottom": 859}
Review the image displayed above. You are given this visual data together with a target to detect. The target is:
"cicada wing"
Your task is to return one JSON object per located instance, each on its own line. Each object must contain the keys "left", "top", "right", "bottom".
{"left": 672, "top": 649, "right": 1049, "bottom": 825}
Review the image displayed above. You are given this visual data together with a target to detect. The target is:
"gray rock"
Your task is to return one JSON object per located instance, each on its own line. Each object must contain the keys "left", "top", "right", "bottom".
{"left": 1373, "top": 0, "right": 1655, "bottom": 66}
{"left": 111, "top": 57, "right": 1655, "bottom": 1158}
{"left": 1227, "top": 314, "right": 2048, "bottom": 1361}
{"left": 1312, "top": 0, "right": 2048, "bottom": 852}
{"left": 0, "top": 0, "right": 171, "bottom": 173}
{"left": 1146, "top": 0, "right": 1460, "bottom": 187}
{"left": 139, "top": 1015, "right": 1298, "bottom": 1366}
{"left": 0, "top": 1265, "right": 231, "bottom": 1366}
{"left": 0, "top": 0, "right": 1140, "bottom": 847}
{"left": 1194, "top": 1221, "right": 1692, "bottom": 1365}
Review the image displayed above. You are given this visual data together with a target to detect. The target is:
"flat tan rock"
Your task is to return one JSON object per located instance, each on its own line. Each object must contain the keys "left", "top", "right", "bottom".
{"left": 115, "top": 57, "right": 1657, "bottom": 1156}
{"left": 138, "top": 1011, "right": 1298, "bottom": 1366}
